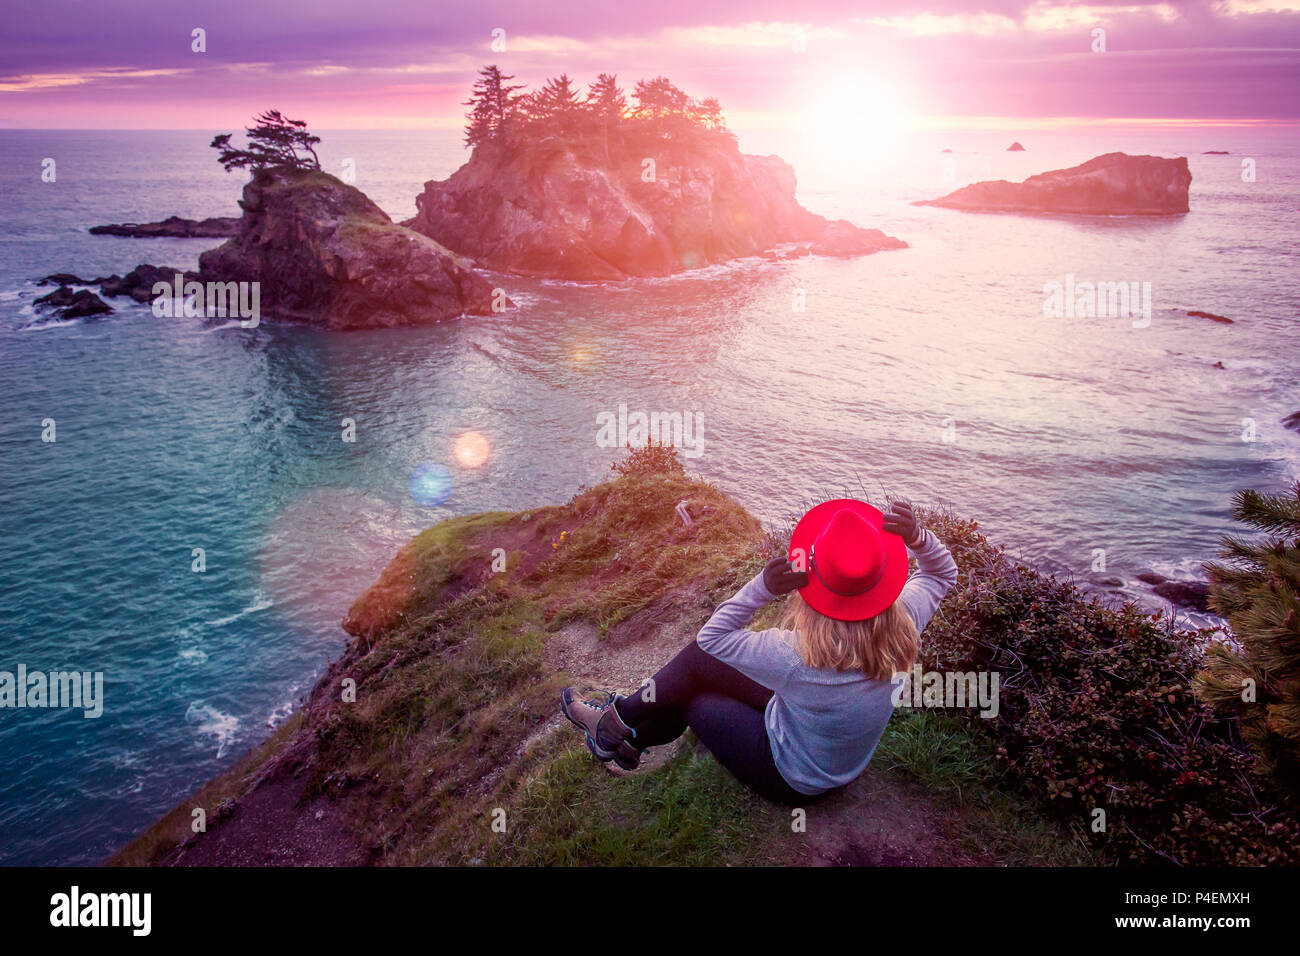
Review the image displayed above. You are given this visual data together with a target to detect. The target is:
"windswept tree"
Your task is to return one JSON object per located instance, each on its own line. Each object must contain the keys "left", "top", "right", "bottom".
{"left": 210, "top": 110, "right": 321, "bottom": 173}
{"left": 464, "top": 64, "right": 526, "bottom": 147}
{"left": 1195, "top": 482, "right": 1300, "bottom": 796}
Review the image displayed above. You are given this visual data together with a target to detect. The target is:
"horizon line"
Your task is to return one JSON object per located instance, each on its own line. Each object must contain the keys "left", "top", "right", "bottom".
{"left": 2, "top": 116, "right": 1299, "bottom": 133}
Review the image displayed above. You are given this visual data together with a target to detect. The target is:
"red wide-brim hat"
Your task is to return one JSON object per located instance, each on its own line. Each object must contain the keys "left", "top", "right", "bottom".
{"left": 789, "top": 499, "right": 909, "bottom": 621}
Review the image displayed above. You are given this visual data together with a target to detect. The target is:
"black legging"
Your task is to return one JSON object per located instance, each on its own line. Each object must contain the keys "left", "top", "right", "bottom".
{"left": 614, "top": 639, "right": 811, "bottom": 804}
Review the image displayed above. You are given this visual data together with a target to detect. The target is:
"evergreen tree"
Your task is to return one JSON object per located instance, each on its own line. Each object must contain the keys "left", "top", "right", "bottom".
{"left": 586, "top": 73, "right": 627, "bottom": 121}
{"left": 690, "top": 96, "right": 726, "bottom": 132}
{"left": 1195, "top": 482, "right": 1300, "bottom": 795}
{"left": 525, "top": 74, "right": 583, "bottom": 131}
{"left": 631, "top": 76, "right": 689, "bottom": 122}
{"left": 210, "top": 110, "right": 321, "bottom": 173}
{"left": 586, "top": 73, "right": 627, "bottom": 161}
{"left": 463, "top": 64, "right": 526, "bottom": 147}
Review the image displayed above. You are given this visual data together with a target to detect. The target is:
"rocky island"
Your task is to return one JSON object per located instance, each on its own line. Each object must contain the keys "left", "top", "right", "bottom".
{"left": 90, "top": 215, "right": 239, "bottom": 238}
{"left": 914, "top": 152, "right": 1191, "bottom": 216}
{"left": 406, "top": 68, "right": 905, "bottom": 280}
{"left": 199, "top": 166, "right": 498, "bottom": 329}
{"left": 34, "top": 111, "right": 500, "bottom": 330}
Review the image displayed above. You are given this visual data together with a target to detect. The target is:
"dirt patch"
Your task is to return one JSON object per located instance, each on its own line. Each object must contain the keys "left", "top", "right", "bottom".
{"left": 545, "top": 584, "right": 717, "bottom": 693}
{"left": 789, "top": 771, "right": 998, "bottom": 867}
{"left": 162, "top": 774, "right": 370, "bottom": 867}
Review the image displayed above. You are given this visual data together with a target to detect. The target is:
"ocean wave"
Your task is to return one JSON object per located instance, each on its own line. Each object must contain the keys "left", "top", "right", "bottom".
{"left": 495, "top": 290, "right": 548, "bottom": 307}
{"left": 207, "top": 590, "right": 273, "bottom": 628}
{"left": 199, "top": 319, "right": 251, "bottom": 334}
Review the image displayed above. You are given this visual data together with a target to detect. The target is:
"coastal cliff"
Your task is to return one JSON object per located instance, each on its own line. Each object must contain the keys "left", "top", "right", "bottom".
{"left": 915, "top": 152, "right": 1191, "bottom": 216}
{"left": 199, "top": 167, "right": 498, "bottom": 329}
{"left": 408, "top": 137, "right": 905, "bottom": 280}
{"left": 110, "top": 450, "right": 1298, "bottom": 868}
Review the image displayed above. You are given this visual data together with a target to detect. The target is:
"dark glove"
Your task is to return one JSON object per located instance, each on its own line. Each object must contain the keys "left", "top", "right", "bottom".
{"left": 763, "top": 556, "right": 809, "bottom": 596}
{"left": 881, "top": 500, "right": 925, "bottom": 548}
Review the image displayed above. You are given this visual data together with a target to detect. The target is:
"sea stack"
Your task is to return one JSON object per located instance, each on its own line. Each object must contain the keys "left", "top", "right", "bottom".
{"left": 199, "top": 168, "right": 498, "bottom": 329}
{"left": 406, "top": 135, "right": 905, "bottom": 280}
{"left": 913, "top": 152, "right": 1192, "bottom": 216}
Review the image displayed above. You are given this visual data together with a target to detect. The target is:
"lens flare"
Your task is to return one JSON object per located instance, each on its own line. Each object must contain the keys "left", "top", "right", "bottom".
{"left": 409, "top": 462, "right": 454, "bottom": 507}
{"left": 453, "top": 431, "right": 490, "bottom": 468}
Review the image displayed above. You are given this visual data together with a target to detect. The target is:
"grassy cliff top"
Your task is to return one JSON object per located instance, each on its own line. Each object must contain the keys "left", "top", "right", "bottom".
{"left": 112, "top": 452, "right": 1091, "bottom": 867}
{"left": 113, "top": 448, "right": 1299, "bottom": 867}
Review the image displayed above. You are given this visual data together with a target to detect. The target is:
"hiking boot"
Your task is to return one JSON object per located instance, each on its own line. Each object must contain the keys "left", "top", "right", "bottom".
{"left": 561, "top": 687, "right": 641, "bottom": 771}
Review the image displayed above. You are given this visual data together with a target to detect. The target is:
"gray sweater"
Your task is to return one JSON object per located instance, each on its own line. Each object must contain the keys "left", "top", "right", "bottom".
{"left": 696, "top": 529, "right": 960, "bottom": 795}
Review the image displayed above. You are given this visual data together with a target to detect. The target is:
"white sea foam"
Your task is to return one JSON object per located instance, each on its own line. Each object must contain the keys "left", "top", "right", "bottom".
{"left": 207, "top": 590, "right": 273, "bottom": 628}
{"left": 177, "top": 647, "right": 209, "bottom": 665}
{"left": 266, "top": 685, "right": 302, "bottom": 728}
{"left": 184, "top": 702, "right": 240, "bottom": 758}
{"left": 18, "top": 317, "right": 77, "bottom": 332}
{"left": 199, "top": 319, "right": 250, "bottom": 334}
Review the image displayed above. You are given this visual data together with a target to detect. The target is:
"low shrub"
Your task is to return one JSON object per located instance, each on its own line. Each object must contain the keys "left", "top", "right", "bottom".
{"left": 917, "top": 510, "right": 1300, "bottom": 865}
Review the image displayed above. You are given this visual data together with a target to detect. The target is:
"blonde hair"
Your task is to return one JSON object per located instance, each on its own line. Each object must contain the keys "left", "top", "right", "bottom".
{"left": 779, "top": 592, "right": 918, "bottom": 680}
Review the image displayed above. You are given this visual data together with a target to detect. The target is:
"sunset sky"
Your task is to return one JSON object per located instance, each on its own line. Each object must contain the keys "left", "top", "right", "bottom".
{"left": 3, "top": 0, "right": 1299, "bottom": 130}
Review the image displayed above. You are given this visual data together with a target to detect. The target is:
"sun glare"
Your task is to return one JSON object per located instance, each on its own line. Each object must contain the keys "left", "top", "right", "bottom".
{"left": 799, "top": 72, "right": 913, "bottom": 180}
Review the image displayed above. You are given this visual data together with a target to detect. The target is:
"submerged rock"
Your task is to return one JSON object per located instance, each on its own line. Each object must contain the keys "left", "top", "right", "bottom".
{"left": 407, "top": 135, "right": 905, "bottom": 280}
{"left": 1152, "top": 580, "right": 1211, "bottom": 613}
{"left": 101, "top": 264, "right": 199, "bottom": 303}
{"left": 199, "top": 167, "right": 499, "bottom": 329}
{"left": 913, "top": 152, "right": 1191, "bottom": 216}
{"left": 37, "top": 265, "right": 199, "bottom": 307}
{"left": 34, "top": 286, "right": 113, "bottom": 320}
{"left": 90, "top": 215, "right": 239, "bottom": 238}
{"left": 38, "top": 272, "right": 109, "bottom": 287}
